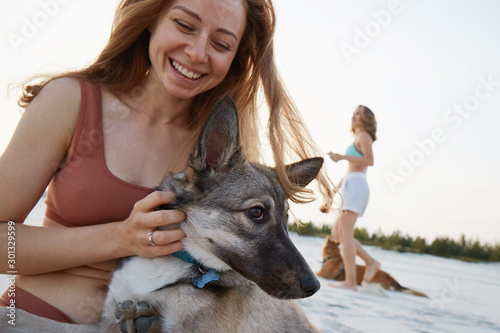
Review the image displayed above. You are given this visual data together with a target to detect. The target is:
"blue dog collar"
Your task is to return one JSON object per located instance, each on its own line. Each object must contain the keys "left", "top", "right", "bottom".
{"left": 172, "top": 250, "right": 220, "bottom": 288}
{"left": 173, "top": 250, "right": 197, "bottom": 264}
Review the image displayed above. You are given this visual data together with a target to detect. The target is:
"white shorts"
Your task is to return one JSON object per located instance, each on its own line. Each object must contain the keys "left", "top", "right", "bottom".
{"left": 340, "top": 172, "right": 370, "bottom": 217}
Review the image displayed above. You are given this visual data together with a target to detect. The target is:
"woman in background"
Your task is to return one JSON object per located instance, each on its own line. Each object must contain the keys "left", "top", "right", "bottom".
{"left": 328, "top": 105, "right": 380, "bottom": 291}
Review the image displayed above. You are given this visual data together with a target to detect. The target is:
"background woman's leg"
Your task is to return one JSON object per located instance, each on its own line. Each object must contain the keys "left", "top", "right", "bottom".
{"left": 330, "top": 211, "right": 358, "bottom": 290}
{"left": 353, "top": 238, "right": 381, "bottom": 282}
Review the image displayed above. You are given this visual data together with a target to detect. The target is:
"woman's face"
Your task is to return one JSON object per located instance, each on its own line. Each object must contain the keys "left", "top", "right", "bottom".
{"left": 351, "top": 106, "right": 364, "bottom": 130}
{"left": 148, "top": 0, "right": 247, "bottom": 100}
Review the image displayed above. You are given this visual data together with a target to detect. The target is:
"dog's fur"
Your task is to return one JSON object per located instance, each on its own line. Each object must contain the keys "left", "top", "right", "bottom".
{"left": 317, "top": 236, "right": 427, "bottom": 298}
{"left": 1, "top": 97, "right": 322, "bottom": 332}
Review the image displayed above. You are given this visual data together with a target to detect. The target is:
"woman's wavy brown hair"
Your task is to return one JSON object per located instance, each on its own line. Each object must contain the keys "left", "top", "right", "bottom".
{"left": 357, "top": 105, "right": 377, "bottom": 142}
{"left": 18, "top": 0, "right": 334, "bottom": 212}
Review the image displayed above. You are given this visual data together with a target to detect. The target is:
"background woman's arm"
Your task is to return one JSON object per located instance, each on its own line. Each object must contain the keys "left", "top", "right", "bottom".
{"left": 328, "top": 132, "right": 374, "bottom": 166}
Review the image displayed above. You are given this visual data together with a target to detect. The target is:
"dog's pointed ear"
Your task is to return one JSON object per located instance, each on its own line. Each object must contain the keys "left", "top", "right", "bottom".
{"left": 285, "top": 157, "right": 323, "bottom": 187}
{"left": 195, "top": 96, "right": 243, "bottom": 171}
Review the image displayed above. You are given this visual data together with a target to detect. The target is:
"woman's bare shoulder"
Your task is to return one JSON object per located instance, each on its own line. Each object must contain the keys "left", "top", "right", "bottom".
{"left": 356, "top": 131, "right": 373, "bottom": 143}
{"left": 32, "top": 77, "right": 81, "bottom": 109}
{"left": 26, "top": 77, "right": 83, "bottom": 130}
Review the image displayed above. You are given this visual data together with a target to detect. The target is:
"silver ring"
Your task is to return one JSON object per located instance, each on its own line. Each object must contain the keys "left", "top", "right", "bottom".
{"left": 148, "top": 229, "right": 157, "bottom": 246}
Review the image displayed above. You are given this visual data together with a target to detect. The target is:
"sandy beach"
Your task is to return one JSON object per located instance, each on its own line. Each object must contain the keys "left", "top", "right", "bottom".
{"left": 293, "top": 233, "right": 500, "bottom": 333}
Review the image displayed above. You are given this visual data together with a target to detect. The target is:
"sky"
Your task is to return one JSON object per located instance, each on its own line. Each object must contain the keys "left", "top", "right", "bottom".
{"left": 1, "top": 0, "right": 499, "bottom": 244}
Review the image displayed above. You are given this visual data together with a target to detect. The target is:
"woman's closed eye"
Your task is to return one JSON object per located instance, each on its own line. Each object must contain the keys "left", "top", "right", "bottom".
{"left": 173, "top": 19, "right": 231, "bottom": 51}
{"left": 212, "top": 40, "right": 231, "bottom": 51}
{"left": 173, "top": 19, "right": 194, "bottom": 32}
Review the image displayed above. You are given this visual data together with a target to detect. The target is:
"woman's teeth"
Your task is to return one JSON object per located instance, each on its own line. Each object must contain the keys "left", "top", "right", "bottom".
{"left": 172, "top": 60, "right": 202, "bottom": 79}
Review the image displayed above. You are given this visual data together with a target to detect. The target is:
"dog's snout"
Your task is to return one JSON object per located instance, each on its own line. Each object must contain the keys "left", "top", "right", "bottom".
{"left": 300, "top": 276, "right": 320, "bottom": 297}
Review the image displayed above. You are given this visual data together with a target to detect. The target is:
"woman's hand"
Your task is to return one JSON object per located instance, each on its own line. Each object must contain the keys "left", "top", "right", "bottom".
{"left": 120, "top": 191, "right": 186, "bottom": 258}
{"left": 328, "top": 151, "right": 344, "bottom": 163}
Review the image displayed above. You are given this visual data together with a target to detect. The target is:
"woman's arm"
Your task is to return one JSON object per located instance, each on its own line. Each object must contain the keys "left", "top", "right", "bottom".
{"left": 0, "top": 191, "right": 185, "bottom": 275}
{"left": 0, "top": 78, "right": 80, "bottom": 223}
{"left": 328, "top": 132, "right": 374, "bottom": 167}
{"left": 0, "top": 78, "right": 185, "bottom": 275}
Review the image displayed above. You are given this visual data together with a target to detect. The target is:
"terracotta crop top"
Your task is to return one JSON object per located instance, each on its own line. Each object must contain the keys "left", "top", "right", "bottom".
{"left": 44, "top": 80, "right": 154, "bottom": 227}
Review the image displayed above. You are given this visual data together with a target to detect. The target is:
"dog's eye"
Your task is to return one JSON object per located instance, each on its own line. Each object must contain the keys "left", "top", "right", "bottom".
{"left": 246, "top": 206, "right": 266, "bottom": 223}
{"left": 248, "top": 207, "right": 263, "bottom": 219}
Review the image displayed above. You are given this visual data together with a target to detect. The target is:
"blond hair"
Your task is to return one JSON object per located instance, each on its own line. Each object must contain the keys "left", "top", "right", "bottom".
{"left": 18, "top": 0, "right": 334, "bottom": 212}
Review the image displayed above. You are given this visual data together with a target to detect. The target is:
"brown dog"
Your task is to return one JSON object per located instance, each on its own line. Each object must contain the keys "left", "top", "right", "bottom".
{"left": 317, "top": 236, "right": 428, "bottom": 297}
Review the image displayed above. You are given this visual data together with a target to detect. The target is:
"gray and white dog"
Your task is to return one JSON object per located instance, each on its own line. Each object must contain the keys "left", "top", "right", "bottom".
{"left": 2, "top": 96, "right": 323, "bottom": 333}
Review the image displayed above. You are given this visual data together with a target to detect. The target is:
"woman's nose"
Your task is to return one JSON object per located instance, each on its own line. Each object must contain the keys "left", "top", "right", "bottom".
{"left": 185, "top": 35, "right": 209, "bottom": 63}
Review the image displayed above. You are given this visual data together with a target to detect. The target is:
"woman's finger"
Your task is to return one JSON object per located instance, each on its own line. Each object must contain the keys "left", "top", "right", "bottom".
{"left": 146, "top": 240, "right": 185, "bottom": 258}
{"left": 134, "top": 191, "right": 178, "bottom": 213}
{"left": 138, "top": 209, "right": 186, "bottom": 229}
{"left": 147, "top": 228, "right": 186, "bottom": 247}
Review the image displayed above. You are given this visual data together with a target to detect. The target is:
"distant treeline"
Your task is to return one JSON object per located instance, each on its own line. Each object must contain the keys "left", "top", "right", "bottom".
{"left": 288, "top": 222, "right": 500, "bottom": 263}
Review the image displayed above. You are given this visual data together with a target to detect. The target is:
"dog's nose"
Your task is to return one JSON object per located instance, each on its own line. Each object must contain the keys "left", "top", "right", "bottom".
{"left": 300, "top": 276, "right": 320, "bottom": 297}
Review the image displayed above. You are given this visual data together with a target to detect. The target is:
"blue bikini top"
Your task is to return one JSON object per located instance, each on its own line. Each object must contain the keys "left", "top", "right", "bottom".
{"left": 345, "top": 143, "right": 363, "bottom": 157}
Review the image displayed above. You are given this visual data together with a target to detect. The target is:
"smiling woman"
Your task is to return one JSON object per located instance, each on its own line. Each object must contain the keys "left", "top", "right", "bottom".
{"left": 0, "top": 0, "right": 334, "bottom": 326}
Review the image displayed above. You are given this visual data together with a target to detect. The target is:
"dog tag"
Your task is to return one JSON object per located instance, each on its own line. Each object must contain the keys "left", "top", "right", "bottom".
{"left": 194, "top": 268, "right": 220, "bottom": 288}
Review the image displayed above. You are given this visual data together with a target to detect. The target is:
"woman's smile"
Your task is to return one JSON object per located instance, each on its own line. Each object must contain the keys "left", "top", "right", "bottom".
{"left": 170, "top": 59, "right": 204, "bottom": 80}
